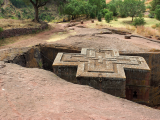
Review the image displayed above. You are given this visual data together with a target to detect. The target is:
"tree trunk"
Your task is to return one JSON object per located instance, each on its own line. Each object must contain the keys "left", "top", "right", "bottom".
{"left": 132, "top": 16, "right": 134, "bottom": 22}
{"left": 33, "top": 6, "right": 39, "bottom": 22}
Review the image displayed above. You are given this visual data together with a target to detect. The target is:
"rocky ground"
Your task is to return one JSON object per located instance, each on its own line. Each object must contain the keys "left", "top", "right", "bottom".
{"left": 0, "top": 62, "right": 160, "bottom": 120}
{"left": 1, "top": 22, "right": 160, "bottom": 52}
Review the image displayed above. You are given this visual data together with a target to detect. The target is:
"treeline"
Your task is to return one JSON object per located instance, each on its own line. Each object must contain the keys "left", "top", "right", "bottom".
{"left": 59, "top": 0, "right": 106, "bottom": 20}
{"left": 59, "top": 0, "right": 146, "bottom": 25}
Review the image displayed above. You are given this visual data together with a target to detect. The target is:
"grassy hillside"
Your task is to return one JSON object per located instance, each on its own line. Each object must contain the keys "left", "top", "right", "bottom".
{"left": 0, "top": 0, "right": 62, "bottom": 22}
{"left": 0, "top": 0, "right": 154, "bottom": 22}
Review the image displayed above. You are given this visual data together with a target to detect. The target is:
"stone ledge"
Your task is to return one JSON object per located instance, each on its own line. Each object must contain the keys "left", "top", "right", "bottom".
{"left": 0, "top": 22, "right": 48, "bottom": 38}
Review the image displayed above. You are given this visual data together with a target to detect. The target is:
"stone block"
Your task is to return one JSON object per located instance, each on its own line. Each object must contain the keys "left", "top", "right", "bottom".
{"left": 125, "top": 35, "right": 131, "bottom": 39}
{"left": 81, "top": 20, "right": 83, "bottom": 24}
{"left": 53, "top": 48, "right": 150, "bottom": 101}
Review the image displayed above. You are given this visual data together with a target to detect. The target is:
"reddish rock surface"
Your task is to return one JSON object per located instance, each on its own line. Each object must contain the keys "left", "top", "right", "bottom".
{"left": 0, "top": 63, "right": 160, "bottom": 119}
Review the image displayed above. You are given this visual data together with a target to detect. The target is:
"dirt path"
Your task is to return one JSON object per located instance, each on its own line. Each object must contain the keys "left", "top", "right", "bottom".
{"left": 0, "top": 23, "right": 67, "bottom": 50}
{"left": 1, "top": 22, "right": 160, "bottom": 52}
{"left": 0, "top": 62, "right": 160, "bottom": 119}
{"left": 52, "top": 26, "right": 160, "bottom": 52}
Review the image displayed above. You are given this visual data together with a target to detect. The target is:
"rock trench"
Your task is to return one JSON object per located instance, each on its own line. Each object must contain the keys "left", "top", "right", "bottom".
{"left": 1, "top": 44, "right": 160, "bottom": 106}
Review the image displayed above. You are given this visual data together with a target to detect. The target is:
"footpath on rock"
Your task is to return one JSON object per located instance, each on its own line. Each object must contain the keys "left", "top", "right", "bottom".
{"left": 1, "top": 21, "right": 160, "bottom": 52}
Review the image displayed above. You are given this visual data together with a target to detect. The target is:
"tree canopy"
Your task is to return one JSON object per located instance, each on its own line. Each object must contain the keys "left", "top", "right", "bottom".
{"left": 150, "top": 0, "right": 160, "bottom": 11}
{"left": 59, "top": 0, "right": 106, "bottom": 20}
{"left": 124, "top": 0, "right": 145, "bottom": 21}
{"left": 111, "top": 0, "right": 145, "bottom": 21}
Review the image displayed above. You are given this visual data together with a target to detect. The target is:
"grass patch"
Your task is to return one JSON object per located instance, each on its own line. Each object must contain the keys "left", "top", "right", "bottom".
{"left": 0, "top": 19, "right": 41, "bottom": 30}
{"left": 46, "top": 31, "right": 76, "bottom": 43}
{"left": 0, "top": 27, "right": 4, "bottom": 32}
{"left": 0, "top": 37, "right": 20, "bottom": 47}
{"left": 86, "top": 17, "right": 160, "bottom": 38}
{"left": 11, "top": 16, "right": 18, "bottom": 20}
{"left": 136, "top": 26, "right": 160, "bottom": 37}
{"left": 87, "top": 17, "right": 160, "bottom": 28}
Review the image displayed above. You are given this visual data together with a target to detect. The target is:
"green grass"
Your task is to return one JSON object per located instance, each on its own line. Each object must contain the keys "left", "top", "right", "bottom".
{"left": 87, "top": 17, "right": 160, "bottom": 28}
{"left": 11, "top": 16, "right": 18, "bottom": 20}
{"left": 144, "top": 18, "right": 160, "bottom": 27}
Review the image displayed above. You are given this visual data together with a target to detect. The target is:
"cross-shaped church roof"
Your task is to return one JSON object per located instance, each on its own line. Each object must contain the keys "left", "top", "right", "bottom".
{"left": 53, "top": 48, "right": 150, "bottom": 79}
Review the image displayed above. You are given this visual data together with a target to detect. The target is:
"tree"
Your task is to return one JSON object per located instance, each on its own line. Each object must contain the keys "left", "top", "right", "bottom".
{"left": 97, "top": 12, "right": 102, "bottom": 21}
{"left": 84, "top": 2, "right": 96, "bottom": 18}
{"left": 23, "top": 0, "right": 49, "bottom": 22}
{"left": 60, "top": 0, "right": 97, "bottom": 19}
{"left": 89, "top": 0, "right": 106, "bottom": 15}
{"left": 150, "top": 0, "right": 160, "bottom": 11}
{"left": 108, "top": 3, "right": 117, "bottom": 16}
{"left": 124, "top": 0, "right": 145, "bottom": 21}
{"left": 61, "top": 0, "right": 80, "bottom": 20}
{"left": 105, "top": 11, "right": 113, "bottom": 23}
{"left": 101, "top": 9, "right": 109, "bottom": 17}
{"left": 155, "top": 5, "right": 160, "bottom": 20}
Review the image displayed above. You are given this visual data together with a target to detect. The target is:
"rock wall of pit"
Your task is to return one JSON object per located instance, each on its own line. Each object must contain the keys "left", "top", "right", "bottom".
{"left": 0, "top": 45, "right": 160, "bottom": 106}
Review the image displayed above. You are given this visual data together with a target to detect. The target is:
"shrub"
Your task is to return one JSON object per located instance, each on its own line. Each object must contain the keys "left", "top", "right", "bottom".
{"left": 22, "top": 9, "right": 27, "bottom": 14}
{"left": 155, "top": 8, "right": 160, "bottom": 20}
{"left": 148, "top": 13, "right": 154, "bottom": 18}
{"left": 152, "top": 23, "right": 160, "bottom": 28}
{"left": 156, "top": 23, "right": 160, "bottom": 27}
{"left": 90, "top": 12, "right": 96, "bottom": 19}
{"left": 0, "top": 27, "right": 3, "bottom": 32}
{"left": 109, "top": 12, "right": 113, "bottom": 20}
{"left": 46, "top": 15, "right": 51, "bottom": 22}
{"left": 97, "top": 12, "right": 102, "bottom": 22}
{"left": 104, "top": 11, "right": 113, "bottom": 23}
{"left": 39, "top": 13, "right": 46, "bottom": 21}
{"left": 44, "top": 7, "right": 48, "bottom": 11}
{"left": 136, "top": 26, "right": 159, "bottom": 37}
{"left": 105, "top": 13, "right": 111, "bottom": 23}
{"left": 11, "top": 16, "right": 18, "bottom": 20}
{"left": 1, "top": 8, "right": 5, "bottom": 14}
{"left": 52, "top": 16, "right": 55, "bottom": 20}
{"left": 132, "top": 17, "right": 145, "bottom": 26}
{"left": 16, "top": 11, "right": 21, "bottom": 19}
{"left": 101, "top": 9, "right": 109, "bottom": 17}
